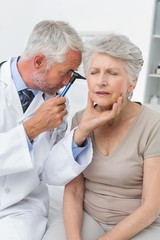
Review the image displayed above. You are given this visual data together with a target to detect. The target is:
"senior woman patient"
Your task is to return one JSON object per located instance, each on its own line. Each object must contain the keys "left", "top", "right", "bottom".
{"left": 43, "top": 33, "right": 160, "bottom": 240}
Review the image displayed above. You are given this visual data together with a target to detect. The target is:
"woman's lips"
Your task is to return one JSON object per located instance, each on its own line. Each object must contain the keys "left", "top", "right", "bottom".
{"left": 96, "top": 91, "right": 110, "bottom": 96}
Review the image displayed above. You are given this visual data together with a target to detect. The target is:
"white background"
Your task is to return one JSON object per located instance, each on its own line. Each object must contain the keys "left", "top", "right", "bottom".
{"left": 0, "top": 0, "right": 156, "bottom": 112}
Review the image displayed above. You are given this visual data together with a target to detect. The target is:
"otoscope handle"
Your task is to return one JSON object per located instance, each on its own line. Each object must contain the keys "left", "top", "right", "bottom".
{"left": 60, "top": 76, "right": 76, "bottom": 96}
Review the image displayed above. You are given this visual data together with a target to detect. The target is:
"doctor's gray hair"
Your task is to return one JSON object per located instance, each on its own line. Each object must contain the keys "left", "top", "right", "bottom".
{"left": 83, "top": 33, "right": 144, "bottom": 83}
{"left": 21, "top": 20, "right": 83, "bottom": 66}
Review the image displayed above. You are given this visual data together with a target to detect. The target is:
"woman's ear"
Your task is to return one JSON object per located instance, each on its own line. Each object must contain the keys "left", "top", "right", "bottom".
{"left": 128, "top": 77, "right": 138, "bottom": 92}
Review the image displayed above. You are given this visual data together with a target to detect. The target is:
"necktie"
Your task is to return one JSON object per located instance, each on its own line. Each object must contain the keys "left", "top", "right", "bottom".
{"left": 18, "top": 89, "right": 34, "bottom": 112}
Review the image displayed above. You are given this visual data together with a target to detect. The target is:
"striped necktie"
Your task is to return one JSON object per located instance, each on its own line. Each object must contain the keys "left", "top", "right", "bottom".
{"left": 18, "top": 89, "right": 34, "bottom": 112}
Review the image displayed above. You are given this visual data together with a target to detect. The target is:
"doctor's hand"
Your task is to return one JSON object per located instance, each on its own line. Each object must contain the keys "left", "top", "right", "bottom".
{"left": 73, "top": 95, "right": 123, "bottom": 146}
{"left": 23, "top": 96, "right": 67, "bottom": 141}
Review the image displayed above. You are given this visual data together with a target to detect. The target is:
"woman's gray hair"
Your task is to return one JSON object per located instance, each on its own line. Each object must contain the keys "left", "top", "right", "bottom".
{"left": 83, "top": 33, "right": 144, "bottom": 83}
{"left": 21, "top": 20, "right": 83, "bottom": 66}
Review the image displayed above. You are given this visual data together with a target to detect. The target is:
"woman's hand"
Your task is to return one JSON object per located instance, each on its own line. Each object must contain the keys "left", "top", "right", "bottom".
{"left": 73, "top": 95, "right": 123, "bottom": 146}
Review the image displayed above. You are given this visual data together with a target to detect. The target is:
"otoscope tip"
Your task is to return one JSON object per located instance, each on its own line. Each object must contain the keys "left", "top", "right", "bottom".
{"left": 73, "top": 71, "right": 86, "bottom": 80}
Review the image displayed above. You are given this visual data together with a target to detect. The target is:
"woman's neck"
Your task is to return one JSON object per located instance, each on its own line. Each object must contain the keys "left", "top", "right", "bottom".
{"left": 95, "top": 100, "right": 141, "bottom": 128}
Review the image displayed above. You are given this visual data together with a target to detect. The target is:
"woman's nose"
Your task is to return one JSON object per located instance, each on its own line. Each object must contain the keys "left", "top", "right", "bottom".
{"left": 97, "top": 73, "right": 108, "bottom": 86}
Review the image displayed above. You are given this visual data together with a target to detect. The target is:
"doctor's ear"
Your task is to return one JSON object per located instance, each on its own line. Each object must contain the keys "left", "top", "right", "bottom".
{"left": 34, "top": 55, "right": 46, "bottom": 68}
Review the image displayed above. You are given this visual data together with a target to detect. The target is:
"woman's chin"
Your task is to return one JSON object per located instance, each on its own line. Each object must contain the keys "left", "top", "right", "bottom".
{"left": 96, "top": 103, "right": 113, "bottom": 111}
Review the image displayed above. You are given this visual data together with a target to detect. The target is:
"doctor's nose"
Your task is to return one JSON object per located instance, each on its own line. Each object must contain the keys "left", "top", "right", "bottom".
{"left": 62, "top": 72, "right": 73, "bottom": 86}
{"left": 62, "top": 76, "right": 71, "bottom": 87}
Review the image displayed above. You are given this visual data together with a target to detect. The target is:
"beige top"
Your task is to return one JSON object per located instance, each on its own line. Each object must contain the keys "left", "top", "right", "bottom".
{"left": 72, "top": 105, "right": 160, "bottom": 226}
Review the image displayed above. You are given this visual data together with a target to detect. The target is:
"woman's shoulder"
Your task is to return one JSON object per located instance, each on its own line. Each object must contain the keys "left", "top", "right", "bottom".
{"left": 72, "top": 109, "right": 85, "bottom": 123}
{"left": 139, "top": 104, "right": 160, "bottom": 130}
{"left": 142, "top": 104, "right": 160, "bottom": 119}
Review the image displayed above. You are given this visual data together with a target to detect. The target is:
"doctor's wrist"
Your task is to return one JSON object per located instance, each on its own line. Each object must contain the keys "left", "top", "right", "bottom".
{"left": 23, "top": 119, "right": 41, "bottom": 141}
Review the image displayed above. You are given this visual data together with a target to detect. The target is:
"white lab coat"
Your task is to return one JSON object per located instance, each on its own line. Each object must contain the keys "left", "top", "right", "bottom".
{"left": 0, "top": 59, "right": 92, "bottom": 240}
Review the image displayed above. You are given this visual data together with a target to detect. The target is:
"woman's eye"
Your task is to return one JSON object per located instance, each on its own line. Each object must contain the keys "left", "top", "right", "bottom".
{"left": 109, "top": 72, "right": 118, "bottom": 75}
{"left": 90, "top": 71, "right": 98, "bottom": 75}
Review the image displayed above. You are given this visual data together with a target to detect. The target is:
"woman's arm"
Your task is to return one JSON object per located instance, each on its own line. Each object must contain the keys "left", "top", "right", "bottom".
{"left": 63, "top": 173, "right": 84, "bottom": 240}
{"left": 98, "top": 156, "right": 160, "bottom": 240}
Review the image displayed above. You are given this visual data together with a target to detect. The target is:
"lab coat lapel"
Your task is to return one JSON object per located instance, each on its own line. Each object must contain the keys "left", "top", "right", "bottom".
{"left": 5, "top": 83, "right": 23, "bottom": 115}
{"left": 0, "top": 63, "right": 23, "bottom": 116}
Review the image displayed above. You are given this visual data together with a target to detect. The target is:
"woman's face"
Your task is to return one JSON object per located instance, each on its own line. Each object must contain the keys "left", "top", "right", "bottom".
{"left": 87, "top": 53, "right": 131, "bottom": 109}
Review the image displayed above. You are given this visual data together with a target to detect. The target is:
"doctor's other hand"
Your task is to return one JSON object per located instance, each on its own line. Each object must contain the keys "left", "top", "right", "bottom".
{"left": 23, "top": 96, "right": 67, "bottom": 141}
{"left": 73, "top": 95, "right": 123, "bottom": 146}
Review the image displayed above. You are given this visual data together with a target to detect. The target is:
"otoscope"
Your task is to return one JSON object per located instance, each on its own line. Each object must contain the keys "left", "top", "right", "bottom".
{"left": 60, "top": 71, "right": 86, "bottom": 97}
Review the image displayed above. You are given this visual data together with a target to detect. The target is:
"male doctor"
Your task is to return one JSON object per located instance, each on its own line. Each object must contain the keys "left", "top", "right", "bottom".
{"left": 0, "top": 20, "right": 119, "bottom": 240}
